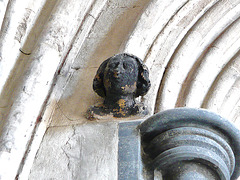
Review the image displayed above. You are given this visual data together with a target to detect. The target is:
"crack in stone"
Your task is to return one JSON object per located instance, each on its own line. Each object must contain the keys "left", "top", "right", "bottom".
{"left": 19, "top": 49, "right": 31, "bottom": 55}
{"left": 61, "top": 125, "right": 77, "bottom": 179}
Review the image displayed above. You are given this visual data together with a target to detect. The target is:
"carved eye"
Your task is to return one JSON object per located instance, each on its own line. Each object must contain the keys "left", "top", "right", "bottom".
{"left": 109, "top": 62, "right": 119, "bottom": 69}
{"left": 123, "top": 62, "right": 128, "bottom": 69}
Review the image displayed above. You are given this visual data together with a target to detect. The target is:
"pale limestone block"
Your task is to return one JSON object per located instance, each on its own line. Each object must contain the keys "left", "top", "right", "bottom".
{"left": 29, "top": 122, "right": 118, "bottom": 180}
{"left": 1, "top": 0, "right": 240, "bottom": 179}
{"left": 127, "top": 0, "right": 218, "bottom": 114}
{"left": 0, "top": 0, "right": 9, "bottom": 27}
{"left": 48, "top": 0, "right": 150, "bottom": 127}
{"left": 182, "top": 4, "right": 240, "bottom": 108}
{"left": 154, "top": 0, "right": 240, "bottom": 112}
{"left": 122, "top": 0, "right": 190, "bottom": 59}
{"left": 0, "top": 0, "right": 102, "bottom": 179}
{"left": 19, "top": 1, "right": 145, "bottom": 178}
{"left": 0, "top": 0, "right": 41, "bottom": 94}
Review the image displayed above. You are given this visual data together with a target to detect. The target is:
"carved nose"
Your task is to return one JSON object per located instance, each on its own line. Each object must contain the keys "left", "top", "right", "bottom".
{"left": 113, "top": 62, "right": 124, "bottom": 73}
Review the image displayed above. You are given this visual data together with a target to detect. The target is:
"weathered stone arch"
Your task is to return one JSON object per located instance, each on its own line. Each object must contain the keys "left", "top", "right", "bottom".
{"left": 0, "top": 0, "right": 240, "bottom": 179}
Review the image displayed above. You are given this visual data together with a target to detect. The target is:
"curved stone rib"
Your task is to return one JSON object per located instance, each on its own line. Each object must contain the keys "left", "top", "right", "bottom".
{"left": 0, "top": 1, "right": 59, "bottom": 136}
{"left": 16, "top": 0, "right": 109, "bottom": 179}
{"left": 179, "top": 20, "right": 240, "bottom": 108}
{"left": 201, "top": 59, "right": 238, "bottom": 112}
{"left": 0, "top": 0, "right": 45, "bottom": 95}
{"left": 175, "top": 3, "right": 240, "bottom": 108}
{"left": 156, "top": 1, "right": 240, "bottom": 113}
{"left": 122, "top": 0, "right": 190, "bottom": 59}
{"left": 229, "top": 96, "right": 240, "bottom": 130}
{"left": 202, "top": 50, "right": 240, "bottom": 116}
{"left": 0, "top": 0, "right": 100, "bottom": 179}
{"left": 219, "top": 77, "right": 240, "bottom": 118}
{"left": 0, "top": 0, "right": 9, "bottom": 28}
{"left": 139, "top": 0, "right": 219, "bottom": 114}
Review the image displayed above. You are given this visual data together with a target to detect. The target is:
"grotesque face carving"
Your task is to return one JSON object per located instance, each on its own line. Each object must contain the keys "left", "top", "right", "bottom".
{"left": 103, "top": 55, "right": 139, "bottom": 95}
{"left": 88, "top": 53, "right": 151, "bottom": 119}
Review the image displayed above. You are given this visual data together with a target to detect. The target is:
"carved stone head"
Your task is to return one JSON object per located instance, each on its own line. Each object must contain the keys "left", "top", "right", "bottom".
{"left": 87, "top": 53, "right": 151, "bottom": 119}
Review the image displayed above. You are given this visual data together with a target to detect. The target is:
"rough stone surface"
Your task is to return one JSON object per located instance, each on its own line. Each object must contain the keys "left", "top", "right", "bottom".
{"left": 1, "top": 0, "right": 240, "bottom": 179}
{"left": 29, "top": 122, "right": 118, "bottom": 180}
{"left": 48, "top": 0, "right": 150, "bottom": 127}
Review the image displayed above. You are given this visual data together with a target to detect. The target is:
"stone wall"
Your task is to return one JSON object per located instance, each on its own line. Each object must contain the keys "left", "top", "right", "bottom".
{"left": 0, "top": 0, "right": 240, "bottom": 179}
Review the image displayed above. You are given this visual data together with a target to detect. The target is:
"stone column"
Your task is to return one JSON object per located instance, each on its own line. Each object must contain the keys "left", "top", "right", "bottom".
{"left": 139, "top": 108, "right": 240, "bottom": 180}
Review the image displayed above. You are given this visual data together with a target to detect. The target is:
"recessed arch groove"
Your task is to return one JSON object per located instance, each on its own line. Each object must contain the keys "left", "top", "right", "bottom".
{"left": 127, "top": 0, "right": 220, "bottom": 114}
{"left": 141, "top": 0, "right": 220, "bottom": 113}
{"left": 177, "top": 17, "right": 240, "bottom": 108}
{"left": 154, "top": 1, "right": 240, "bottom": 113}
{"left": 202, "top": 50, "right": 240, "bottom": 116}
